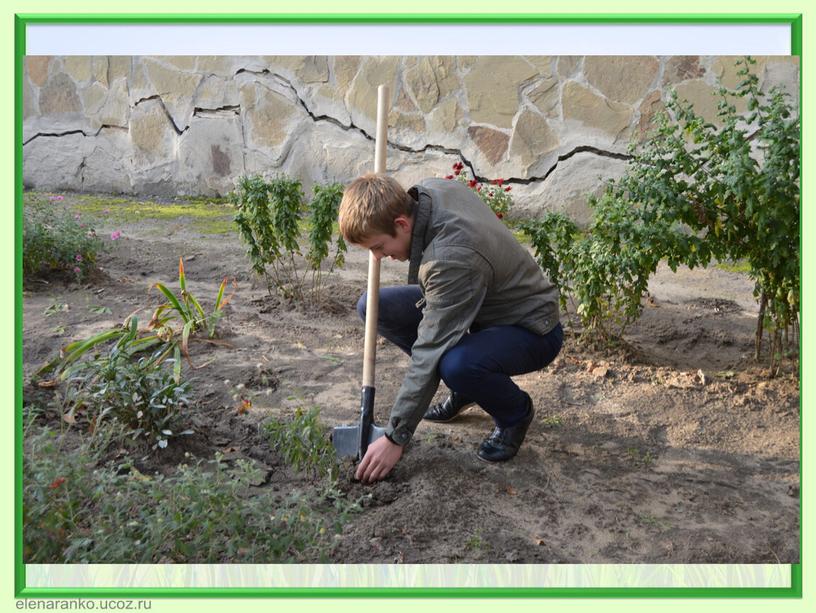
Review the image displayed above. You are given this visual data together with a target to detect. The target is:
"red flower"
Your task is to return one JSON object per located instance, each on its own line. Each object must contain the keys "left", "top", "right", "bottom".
{"left": 496, "top": 212, "right": 504, "bottom": 219}
{"left": 504, "top": 186, "right": 512, "bottom": 192}
{"left": 445, "top": 175, "right": 454, "bottom": 180}
{"left": 477, "top": 185, "right": 482, "bottom": 192}
{"left": 468, "top": 179, "right": 478, "bottom": 188}
{"left": 491, "top": 178, "right": 505, "bottom": 186}
{"left": 453, "top": 162, "right": 464, "bottom": 176}
{"left": 49, "top": 477, "right": 66, "bottom": 490}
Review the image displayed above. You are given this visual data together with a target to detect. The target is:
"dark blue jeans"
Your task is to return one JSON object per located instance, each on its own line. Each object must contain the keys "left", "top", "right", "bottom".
{"left": 357, "top": 285, "right": 563, "bottom": 427}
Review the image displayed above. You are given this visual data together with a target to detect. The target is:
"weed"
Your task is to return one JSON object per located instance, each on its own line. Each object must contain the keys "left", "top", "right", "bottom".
{"left": 465, "top": 530, "right": 487, "bottom": 551}
{"left": 151, "top": 257, "right": 234, "bottom": 348}
{"left": 265, "top": 406, "right": 338, "bottom": 482}
{"left": 626, "top": 447, "right": 655, "bottom": 468}
{"left": 24, "top": 425, "right": 356, "bottom": 563}
{"left": 638, "top": 513, "right": 671, "bottom": 531}
{"left": 23, "top": 194, "right": 105, "bottom": 284}
{"left": 43, "top": 302, "right": 69, "bottom": 317}
{"left": 58, "top": 323, "right": 191, "bottom": 449}
{"left": 541, "top": 415, "right": 563, "bottom": 428}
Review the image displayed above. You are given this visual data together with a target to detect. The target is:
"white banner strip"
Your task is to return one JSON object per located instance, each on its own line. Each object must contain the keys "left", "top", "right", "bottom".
{"left": 26, "top": 24, "right": 792, "bottom": 56}
{"left": 28, "top": 563, "right": 792, "bottom": 589}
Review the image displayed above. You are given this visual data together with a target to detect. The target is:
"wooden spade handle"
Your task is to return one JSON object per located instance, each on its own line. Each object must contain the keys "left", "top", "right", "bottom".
{"left": 362, "top": 84, "right": 389, "bottom": 388}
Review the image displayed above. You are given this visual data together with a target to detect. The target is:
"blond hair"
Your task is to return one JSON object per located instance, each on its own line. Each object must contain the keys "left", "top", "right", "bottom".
{"left": 338, "top": 174, "right": 414, "bottom": 244}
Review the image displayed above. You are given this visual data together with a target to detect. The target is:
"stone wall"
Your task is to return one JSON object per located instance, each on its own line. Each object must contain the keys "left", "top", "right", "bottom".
{"left": 23, "top": 55, "right": 799, "bottom": 222}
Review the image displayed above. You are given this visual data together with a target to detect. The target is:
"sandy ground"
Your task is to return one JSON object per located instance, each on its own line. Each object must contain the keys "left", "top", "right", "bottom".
{"left": 22, "top": 194, "right": 800, "bottom": 563}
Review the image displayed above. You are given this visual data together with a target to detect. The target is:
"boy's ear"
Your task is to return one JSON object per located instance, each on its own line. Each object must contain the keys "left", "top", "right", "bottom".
{"left": 393, "top": 214, "right": 412, "bottom": 233}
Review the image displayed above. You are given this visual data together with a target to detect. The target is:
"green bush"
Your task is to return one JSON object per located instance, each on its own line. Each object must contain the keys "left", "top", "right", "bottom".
{"left": 523, "top": 57, "right": 800, "bottom": 365}
{"left": 63, "top": 341, "right": 191, "bottom": 450}
{"left": 231, "top": 176, "right": 347, "bottom": 303}
{"left": 24, "top": 424, "right": 357, "bottom": 563}
{"left": 23, "top": 194, "right": 105, "bottom": 283}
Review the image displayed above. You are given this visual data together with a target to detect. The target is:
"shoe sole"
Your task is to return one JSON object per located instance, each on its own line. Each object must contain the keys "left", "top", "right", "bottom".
{"left": 424, "top": 402, "right": 476, "bottom": 423}
{"left": 475, "top": 449, "right": 518, "bottom": 463}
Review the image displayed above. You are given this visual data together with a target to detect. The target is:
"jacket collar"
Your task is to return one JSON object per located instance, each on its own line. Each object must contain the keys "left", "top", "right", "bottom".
{"left": 406, "top": 186, "right": 432, "bottom": 284}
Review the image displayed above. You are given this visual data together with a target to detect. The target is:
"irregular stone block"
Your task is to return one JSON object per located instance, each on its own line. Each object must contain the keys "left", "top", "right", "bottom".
{"left": 240, "top": 82, "right": 297, "bottom": 151}
{"left": 584, "top": 56, "right": 659, "bottom": 105}
{"left": 388, "top": 109, "right": 425, "bottom": 139}
{"left": 557, "top": 56, "right": 581, "bottom": 78}
{"left": 129, "top": 98, "right": 177, "bottom": 164}
{"left": 404, "top": 57, "right": 440, "bottom": 114}
{"left": 333, "top": 56, "right": 361, "bottom": 94}
{"left": 562, "top": 81, "right": 633, "bottom": 141}
{"left": 762, "top": 58, "right": 800, "bottom": 106}
{"left": 637, "top": 90, "right": 665, "bottom": 142}
{"left": 672, "top": 79, "right": 741, "bottom": 126}
{"left": 81, "top": 129, "right": 133, "bottom": 193}
{"left": 144, "top": 58, "right": 203, "bottom": 131}
{"left": 195, "top": 75, "right": 241, "bottom": 111}
{"left": 524, "top": 56, "right": 554, "bottom": 78}
{"left": 528, "top": 76, "right": 560, "bottom": 118}
{"left": 194, "top": 56, "right": 237, "bottom": 77}
{"left": 98, "top": 78, "right": 130, "bottom": 127}
{"left": 510, "top": 110, "right": 559, "bottom": 172}
{"left": 178, "top": 116, "right": 245, "bottom": 195}
{"left": 662, "top": 56, "right": 705, "bottom": 85}
{"left": 108, "top": 56, "right": 132, "bottom": 82}
{"left": 64, "top": 57, "right": 93, "bottom": 83}
{"left": 26, "top": 56, "right": 51, "bottom": 87}
{"left": 428, "top": 97, "right": 464, "bottom": 136}
{"left": 39, "top": 73, "right": 82, "bottom": 115}
{"left": 467, "top": 125, "right": 509, "bottom": 166}
{"left": 23, "top": 133, "right": 89, "bottom": 191}
{"left": 263, "top": 56, "right": 330, "bottom": 84}
{"left": 23, "top": 77, "right": 37, "bottom": 119}
{"left": 81, "top": 82, "right": 108, "bottom": 116}
{"left": 465, "top": 57, "right": 538, "bottom": 129}
{"left": 92, "top": 57, "right": 109, "bottom": 87}
{"left": 163, "top": 56, "right": 197, "bottom": 71}
{"left": 347, "top": 57, "right": 400, "bottom": 129}
{"left": 517, "top": 152, "right": 628, "bottom": 225}
{"left": 712, "top": 56, "right": 767, "bottom": 90}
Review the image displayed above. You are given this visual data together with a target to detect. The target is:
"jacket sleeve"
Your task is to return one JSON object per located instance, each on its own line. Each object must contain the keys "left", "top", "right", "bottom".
{"left": 385, "top": 258, "right": 489, "bottom": 446}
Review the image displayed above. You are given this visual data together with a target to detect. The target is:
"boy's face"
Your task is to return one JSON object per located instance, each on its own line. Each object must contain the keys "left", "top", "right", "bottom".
{"left": 357, "top": 215, "right": 413, "bottom": 262}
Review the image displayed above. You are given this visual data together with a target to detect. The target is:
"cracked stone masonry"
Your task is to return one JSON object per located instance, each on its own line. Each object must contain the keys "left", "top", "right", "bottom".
{"left": 22, "top": 55, "right": 799, "bottom": 220}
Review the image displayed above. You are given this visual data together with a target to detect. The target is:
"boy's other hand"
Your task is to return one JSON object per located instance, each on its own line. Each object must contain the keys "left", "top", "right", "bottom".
{"left": 356, "top": 435, "right": 403, "bottom": 484}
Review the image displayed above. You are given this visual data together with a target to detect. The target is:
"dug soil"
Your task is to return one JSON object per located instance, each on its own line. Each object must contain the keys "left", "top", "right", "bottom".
{"left": 23, "top": 193, "right": 800, "bottom": 564}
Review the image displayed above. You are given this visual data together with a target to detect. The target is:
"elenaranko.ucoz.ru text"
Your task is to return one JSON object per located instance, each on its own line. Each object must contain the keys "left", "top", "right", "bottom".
{"left": 16, "top": 601, "right": 152, "bottom": 610}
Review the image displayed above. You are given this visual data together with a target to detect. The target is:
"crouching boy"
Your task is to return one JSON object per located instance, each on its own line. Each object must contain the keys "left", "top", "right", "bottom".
{"left": 338, "top": 173, "right": 563, "bottom": 483}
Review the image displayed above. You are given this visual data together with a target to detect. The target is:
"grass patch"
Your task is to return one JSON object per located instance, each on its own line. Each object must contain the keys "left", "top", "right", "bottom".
{"left": 716, "top": 259, "right": 752, "bottom": 274}
{"left": 23, "top": 422, "right": 357, "bottom": 563}
{"left": 58, "top": 193, "right": 237, "bottom": 236}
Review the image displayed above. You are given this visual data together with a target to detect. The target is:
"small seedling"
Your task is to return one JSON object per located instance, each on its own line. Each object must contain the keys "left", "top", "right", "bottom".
{"left": 626, "top": 447, "right": 655, "bottom": 468}
{"left": 44, "top": 302, "right": 69, "bottom": 317}
{"left": 465, "top": 530, "right": 487, "bottom": 551}
{"left": 541, "top": 415, "right": 563, "bottom": 428}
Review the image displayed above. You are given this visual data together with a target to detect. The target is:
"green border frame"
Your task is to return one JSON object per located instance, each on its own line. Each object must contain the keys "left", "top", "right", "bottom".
{"left": 14, "top": 12, "right": 803, "bottom": 600}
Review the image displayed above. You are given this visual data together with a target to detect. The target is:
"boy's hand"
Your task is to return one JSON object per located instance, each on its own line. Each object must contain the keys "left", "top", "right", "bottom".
{"left": 356, "top": 435, "right": 403, "bottom": 484}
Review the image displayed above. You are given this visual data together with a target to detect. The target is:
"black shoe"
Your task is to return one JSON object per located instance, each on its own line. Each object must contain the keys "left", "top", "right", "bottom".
{"left": 423, "top": 392, "right": 475, "bottom": 422}
{"left": 477, "top": 396, "right": 535, "bottom": 463}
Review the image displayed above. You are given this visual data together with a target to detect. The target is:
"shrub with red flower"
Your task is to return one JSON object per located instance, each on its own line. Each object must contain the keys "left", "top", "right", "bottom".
{"left": 442, "top": 162, "right": 513, "bottom": 219}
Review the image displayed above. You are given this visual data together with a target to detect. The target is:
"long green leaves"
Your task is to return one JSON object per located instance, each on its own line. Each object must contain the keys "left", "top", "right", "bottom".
{"left": 232, "top": 176, "right": 346, "bottom": 304}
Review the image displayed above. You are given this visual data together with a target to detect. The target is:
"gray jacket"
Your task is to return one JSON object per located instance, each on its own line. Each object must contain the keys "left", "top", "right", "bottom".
{"left": 385, "top": 178, "right": 560, "bottom": 446}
